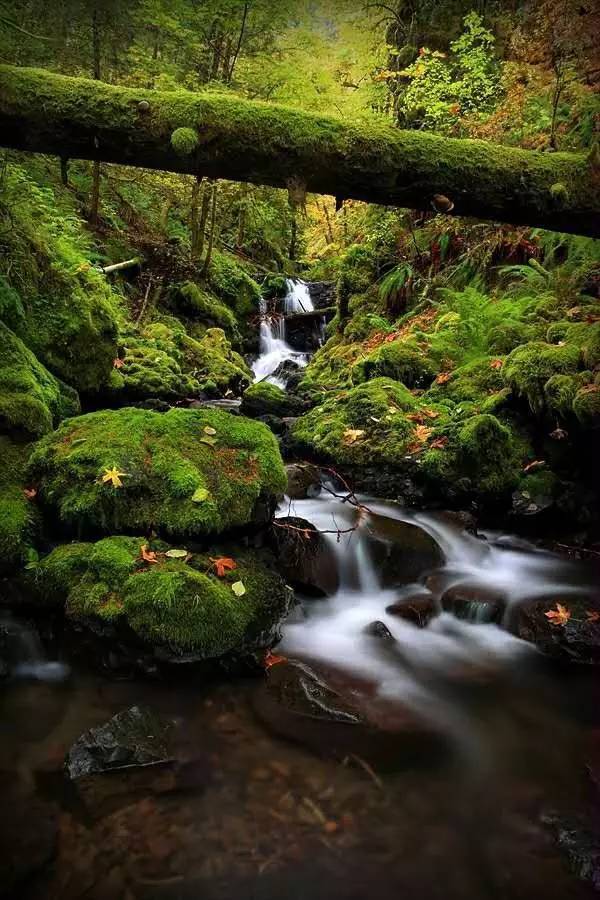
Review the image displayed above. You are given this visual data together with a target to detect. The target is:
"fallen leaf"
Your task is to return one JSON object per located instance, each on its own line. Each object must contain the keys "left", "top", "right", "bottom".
{"left": 430, "top": 437, "right": 449, "bottom": 450}
{"left": 211, "top": 556, "right": 236, "bottom": 577}
{"left": 523, "top": 459, "right": 546, "bottom": 473}
{"left": 586, "top": 610, "right": 600, "bottom": 623}
{"left": 550, "top": 427, "right": 568, "bottom": 440}
{"left": 191, "top": 486, "right": 209, "bottom": 503}
{"left": 113, "top": 357, "right": 124, "bottom": 369}
{"left": 102, "top": 466, "right": 128, "bottom": 488}
{"left": 435, "top": 372, "right": 452, "bottom": 385}
{"left": 422, "top": 408, "right": 439, "bottom": 419}
{"left": 203, "top": 425, "right": 217, "bottom": 436}
{"left": 231, "top": 580, "right": 246, "bottom": 597}
{"left": 140, "top": 544, "right": 158, "bottom": 564}
{"left": 23, "top": 487, "right": 37, "bottom": 500}
{"left": 199, "top": 435, "right": 218, "bottom": 447}
{"left": 343, "top": 428, "right": 365, "bottom": 444}
{"left": 264, "top": 650, "right": 287, "bottom": 669}
{"left": 544, "top": 603, "right": 571, "bottom": 626}
{"left": 165, "top": 548, "right": 189, "bottom": 559}
{"left": 490, "top": 359, "right": 503, "bottom": 370}
{"left": 414, "top": 424, "right": 433, "bottom": 443}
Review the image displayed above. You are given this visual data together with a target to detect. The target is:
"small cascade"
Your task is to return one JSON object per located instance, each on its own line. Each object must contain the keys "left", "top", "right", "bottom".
{"left": 0, "top": 615, "right": 69, "bottom": 682}
{"left": 251, "top": 280, "right": 324, "bottom": 388}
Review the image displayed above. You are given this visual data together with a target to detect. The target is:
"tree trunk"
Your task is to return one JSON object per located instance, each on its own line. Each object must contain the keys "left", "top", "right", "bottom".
{"left": 190, "top": 175, "right": 203, "bottom": 258}
{"left": 201, "top": 180, "right": 219, "bottom": 276}
{"left": 0, "top": 64, "right": 598, "bottom": 237}
{"left": 196, "top": 178, "right": 212, "bottom": 261}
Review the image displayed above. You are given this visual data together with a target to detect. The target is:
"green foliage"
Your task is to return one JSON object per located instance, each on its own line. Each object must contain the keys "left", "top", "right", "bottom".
{"left": 0, "top": 321, "right": 80, "bottom": 437}
{"left": 29, "top": 407, "right": 286, "bottom": 538}
{"left": 170, "top": 127, "right": 199, "bottom": 155}
{"left": 503, "top": 341, "right": 581, "bottom": 411}
{"left": 241, "top": 381, "right": 299, "bottom": 418}
{"left": 352, "top": 340, "right": 437, "bottom": 389}
{"left": 0, "top": 436, "right": 36, "bottom": 575}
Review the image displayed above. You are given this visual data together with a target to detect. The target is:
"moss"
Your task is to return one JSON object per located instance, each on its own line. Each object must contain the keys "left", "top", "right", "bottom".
{"left": 241, "top": 381, "right": 297, "bottom": 417}
{"left": 0, "top": 321, "right": 79, "bottom": 437}
{"left": 352, "top": 339, "right": 437, "bottom": 388}
{"left": 262, "top": 275, "right": 289, "bottom": 300}
{"left": 28, "top": 407, "right": 286, "bottom": 538}
{"left": 426, "top": 357, "right": 505, "bottom": 404}
{"left": 550, "top": 182, "right": 570, "bottom": 207}
{"left": 503, "top": 341, "right": 581, "bottom": 411}
{"left": 170, "top": 127, "right": 199, "bottom": 155}
{"left": 486, "top": 321, "right": 540, "bottom": 355}
{"left": 421, "top": 413, "right": 523, "bottom": 497}
{"left": 0, "top": 436, "right": 36, "bottom": 574}
{"left": 36, "top": 537, "right": 290, "bottom": 658}
{"left": 292, "top": 378, "right": 422, "bottom": 465}
{"left": 189, "top": 328, "right": 252, "bottom": 395}
{"left": 573, "top": 385, "right": 600, "bottom": 428}
{"left": 516, "top": 469, "right": 559, "bottom": 506}
{"left": 206, "top": 251, "right": 261, "bottom": 323}
{"left": 165, "top": 282, "right": 239, "bottom": 338}
{"left": 544, "top": 373, "right": 588, "bottom": 417}
{"left": 343, "top": 313, "right": 392, "bottom": 342}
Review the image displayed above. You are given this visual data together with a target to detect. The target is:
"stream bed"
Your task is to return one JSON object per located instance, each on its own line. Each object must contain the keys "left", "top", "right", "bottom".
{"left": 1, "top": 489, "right": 599, "bottom": 900}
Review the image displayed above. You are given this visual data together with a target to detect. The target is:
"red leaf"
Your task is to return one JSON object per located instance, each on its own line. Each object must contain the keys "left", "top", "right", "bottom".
{"left": 210, "top": 557, "right": 236, "bottom": 577}
{"left": 263, "top": 650, "right": 286, "bottom": 669}
{"left": 139, "top": 544, "right": 158, "bottom": 565}
{"left": 113, "top": 357, "right": 125, "bottom": 369}
{"left": 23, "top": 487, "right": 37, "bottom": 500}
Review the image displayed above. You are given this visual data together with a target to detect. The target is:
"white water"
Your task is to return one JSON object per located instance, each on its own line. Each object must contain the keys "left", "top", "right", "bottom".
{"left": 251, "top": 280, "right": 317, "bottom": 388}
{"left": 276, "top": 486, "right": 598, "bottom": 756}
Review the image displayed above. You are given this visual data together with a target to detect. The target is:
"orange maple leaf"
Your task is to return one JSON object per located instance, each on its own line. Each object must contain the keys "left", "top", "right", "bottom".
{"left": 544, "top": 603, "right": 571, "bottom": 626}
{"left": 23, "top": 487, "right": 37, "bottom": 500}
{"left": 523, "top": 459, "right": 546, "bottom": 474}
{"left": 113, "top": 357, "right": 125, "bottom": 369}
{"left": 490, "top": 359, "right": 503, "bottom": 370}
{"left": 139, "top": 544, "right": 158, "bottom": 564}
{"left": 435, "top": 372, "right": 452, "bottom": 385}
{"left": 430, "top": 436, "right": 449, "bottom": 450}
{"left": 414, "top": 424, "right": 433, "bottom": 443}
{"left": 210, "top": 557, "right": 236, "bottom": 577}
{"left": 263, "top": 650, "right": 287, "bottom": 669}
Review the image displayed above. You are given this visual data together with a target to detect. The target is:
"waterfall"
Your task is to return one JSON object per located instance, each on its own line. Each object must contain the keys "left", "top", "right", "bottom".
{"left": 251, "top": 279, "right": 316, "bottom": 387}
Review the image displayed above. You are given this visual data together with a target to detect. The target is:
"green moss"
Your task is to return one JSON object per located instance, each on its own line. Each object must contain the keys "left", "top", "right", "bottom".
{"left": 28, "top": 407, "right": 286, "bottom": 538}
{"left": 165, "top": 282, "right": 239, "bottom": 338}
{"left": 343, "top": 313, "right": 392, "bottom": 342}
{"left": 573, "top": 385, "right": 600, "bottom": 428}
{"left": 0, "top": 436, "right": 36, "bottom": 574}
{"left": 352, "top": 339, "right": 437, "bottom": 388}
{"left": 262, "top": 275, "right": 289, "bottom": 300}
{"left": 550, "top": 182, "right": 570, "bottom": 207}
{"left": 486, "top": 321, "right": 540, "bottom": 354}
{"left": 189, "top": 328, "right": 252, "bottom": 395}
{"left": 427, "top": 357, "right": 505, "bottom": 404}
{"left": 241, "top": 381, "right": 296, "bottom": 417}
{"left": 0, "top": 322, "right": 80, "bottom": 437}
{"left": 206, "top": 251, "right": 261, "bottom": 323}
{"left": 544, "top": 373, "right": 588, "bottom": 417}
{"left": 170, "top": 127, "right": 199, "bottom": 155}
{"left": 36, "top": 537, "right": 290, "bottom": 658}
{"left": 503, "top": 341, "right": 581, "bottom": 411}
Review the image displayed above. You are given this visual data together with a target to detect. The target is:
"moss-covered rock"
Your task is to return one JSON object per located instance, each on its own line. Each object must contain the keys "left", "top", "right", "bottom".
{"left": 426, "top": 357, "right": 505, "bottom": 404}
{"left": 0, "top": 436, "right": 36, "bottom": 575}
{"left": 206, "top": 251, "right": 261, "bottom": 323}
{"left": 35, "top": 537, "right": 291, "bottom": 661}
{"left": 573, "top": 384, "right": 600, "bottom": 428}
{"left": 241, "top": 381, "right": 300, "bottom": 418}
{"left": 165, "top": 282, "right": 239, "bottom": 338}
{"left": 28, "top": 407, "right": 286, "bottom": 538}
{"left": 0, "top": 322, "right": 79, "bottom": 437}
{"left": 190, "top": 328, "right": 252, "bottom": 396}
{"left": 503, "top": 341, "right": 581, "bottom": 411}
{"left": 352, "top": 340, "right": 437, "bottom": 388}
{"left": 170, "top": 127, "right": 199, "bottom": 155}
{"left": 486, "top": 321, "right": 541, "bottom": 355}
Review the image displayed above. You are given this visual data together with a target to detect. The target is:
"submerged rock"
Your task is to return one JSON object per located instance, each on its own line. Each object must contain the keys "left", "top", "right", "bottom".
{"left": 66, "top": 705, "right": 174, "bottom": 779}
{"left": 269, "top": 516, "right": 339, "bottom": 596}
{"left": 441, "top": 583, "right": 505, "bottom": 623}
{"left": 28, "top": 407, "right": 286, "bottom": 538}
{"left": 386, "top": 592, "right": 437, "bottom": 627}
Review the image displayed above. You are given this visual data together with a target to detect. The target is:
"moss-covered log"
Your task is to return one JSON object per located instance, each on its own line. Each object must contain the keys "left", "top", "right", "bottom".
{"left": 0, "top": 64, "right": 598, "bottom": 236}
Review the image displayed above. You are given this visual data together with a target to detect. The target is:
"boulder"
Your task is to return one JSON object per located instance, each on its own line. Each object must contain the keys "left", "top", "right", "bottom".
{"left": 269, "top": 516, "right": 339, "bottom": 596}
{"left": 386, "top": 592, "right": 437, "bottom": 627}
{"left": 365, "top": 513, "right": 444, "bottom": 587}
{"left": 512, "top": 595, "right": 600, "bottom": 665}
{"left": 441, "top": 583, "right": 506, "bottom": 623}
{"left": 35, "top": 538, "right": 292, "bottom": 666}
{"left": 285, "top": 463, "right": 322, "bottom": 499}
{"left": 241, "top": 381, "right": 301, "bottom": 418}
{"left": 28, "top": 407, "right": 286, "bottom": 539}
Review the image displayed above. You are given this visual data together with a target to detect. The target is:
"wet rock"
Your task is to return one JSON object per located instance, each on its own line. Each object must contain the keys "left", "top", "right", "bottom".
{"left": 285, "top": 462, "right": 322, "bottom": 499}
{"left": 544, "top": 811, "right": 600, "bottom": 892}
{"left": 307, "top": 281, "right": 335, "bottom": 310}
{"left": 257, "top": 413, "right": 286, "bottom": 434}
{"left": 386, "top": 592, "right": 437, "bottom": 627}
{"left": 269, "top": 516, "right": 339, "bottom": 596}
{"left": 66, "top": 706, "right": 174, "bottom": 779}
{"left": 513, "top": 596, "right": 600, "bottom": 665}
{"left": 437, "top": 509, "right": 478, "bottom": 535}
{"left": 363, "top": 620, "right": 395, "bottom": 641}
{"left": 365, "top": 513, "right": 444, "bottom": 587}
{"left": 441, "top": 584, "right": 506, "bottom": 623}
{"left": 0, "top": 781, "right": 58, "bottom": 897}
{"left": 272, "top": 359, "right": 303, "bottom": 385}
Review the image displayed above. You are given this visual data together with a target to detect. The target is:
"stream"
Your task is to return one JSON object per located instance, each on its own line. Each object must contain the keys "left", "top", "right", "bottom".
{"left": 0, "top": 281, "right": 598, "bottom": 898}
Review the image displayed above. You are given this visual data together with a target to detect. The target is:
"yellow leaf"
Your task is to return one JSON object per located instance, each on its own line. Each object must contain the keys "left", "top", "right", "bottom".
{"left": 231, "top": 581, "right": 246, "bottom": 597}
{"left": 203, "top": 426, "right": 217, "bottom": 436}
{"left": 343, "top": 428, "right": 365, "bottom": 444}
{"left": 544, "top": 603, "right": 571, "bottom": 626}
{"left": 101, "top": 466, "right": 127, "bottom": 488}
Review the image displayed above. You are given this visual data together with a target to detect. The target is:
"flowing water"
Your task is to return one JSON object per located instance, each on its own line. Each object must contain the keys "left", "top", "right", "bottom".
{"left": 0, "top": 492, "right": 598, "bottom": 899}
{"left": 251, "top": 280, "right": 318, "bottom": 387}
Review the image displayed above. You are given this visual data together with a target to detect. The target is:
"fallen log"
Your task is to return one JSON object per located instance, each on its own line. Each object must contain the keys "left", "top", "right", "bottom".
{"left": 99, "top": 257, "right": 141, "bottom": 274}
{"left": 0, "top": 65, "right": 598, "bottom": 237}
{"left": 285, "top": 307, "right": 336, "bottom": 321}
